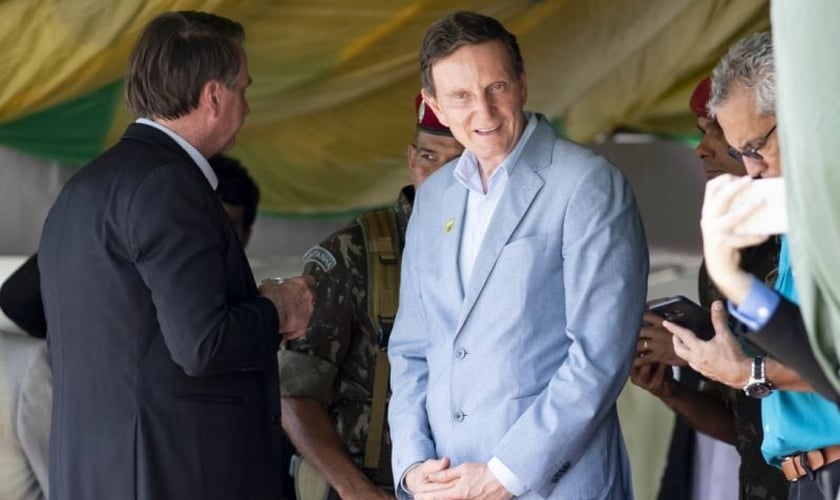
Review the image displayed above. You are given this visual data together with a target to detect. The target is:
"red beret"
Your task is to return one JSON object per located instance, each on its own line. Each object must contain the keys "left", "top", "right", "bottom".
{"left": 415, "top": 93, "right": 452, "bottom": 136}
{"left": 689, "top": 77, "right": 712, "bottom": 118}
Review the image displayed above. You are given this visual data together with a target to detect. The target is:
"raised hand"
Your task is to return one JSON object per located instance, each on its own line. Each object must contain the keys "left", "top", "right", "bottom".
{"left": 258, "top": 275, "right": 315, "bottom": 340}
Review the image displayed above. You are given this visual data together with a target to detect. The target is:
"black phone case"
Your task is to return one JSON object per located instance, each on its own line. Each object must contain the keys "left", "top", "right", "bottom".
{"left": 647, "top": 295, "right": 715, "bottom": 340}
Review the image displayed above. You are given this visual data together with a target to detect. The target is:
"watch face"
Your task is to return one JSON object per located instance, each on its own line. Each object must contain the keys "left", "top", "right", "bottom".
{"left": 745, "top": 383, "right": 772, "bottom": 398}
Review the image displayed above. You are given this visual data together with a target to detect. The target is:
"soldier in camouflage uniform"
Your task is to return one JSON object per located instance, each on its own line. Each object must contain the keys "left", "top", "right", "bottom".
{"left": 278, "top": 94, "right": 463, "bottom": 500}
{"left": 632, "top": 78, "right": 787, "bottom": 500}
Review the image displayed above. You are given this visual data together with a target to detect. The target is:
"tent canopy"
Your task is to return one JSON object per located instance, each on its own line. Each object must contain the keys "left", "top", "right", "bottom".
{"left": 0, "top": 0, "right": 769, "bottom": 214}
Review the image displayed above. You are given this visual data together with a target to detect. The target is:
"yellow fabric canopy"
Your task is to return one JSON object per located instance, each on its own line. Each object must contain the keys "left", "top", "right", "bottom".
{"left": 0, "top": 0, "right": 769, "bottom": 213}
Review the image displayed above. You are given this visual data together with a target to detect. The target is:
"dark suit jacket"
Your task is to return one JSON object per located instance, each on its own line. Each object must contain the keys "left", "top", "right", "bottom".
{"left": 748, "top": 295, "right": 840, "bottom": 404}
{"left": 39, "top": 123, "right": 285, "bottom": 500}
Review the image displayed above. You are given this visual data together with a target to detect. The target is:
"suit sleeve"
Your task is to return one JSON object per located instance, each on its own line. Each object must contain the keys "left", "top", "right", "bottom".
{"left": 387, "top": 197, "right": 436, "bottom": 492}
{"left": 128, "top": 165, "right": 279, "bottom": 377}
{"left": 748, "top": 296, "right": 840, "bottom": 404}
{"left": 492, "top": 160, "right": 649, "bottom": 492}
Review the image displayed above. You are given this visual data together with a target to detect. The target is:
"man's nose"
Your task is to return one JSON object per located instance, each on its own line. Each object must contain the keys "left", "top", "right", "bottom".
{"left": 473, "top": 94, "right": 495, "bottom": 118}
{"left": 743, "top": 157, "right": 765, "bottom": 177}
{"left": 694, "top": 139, "right": 713, "bottom": 160}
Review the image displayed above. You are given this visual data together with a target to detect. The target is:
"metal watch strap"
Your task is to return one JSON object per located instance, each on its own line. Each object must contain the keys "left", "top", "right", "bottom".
{"left": 753, "top": 356, "right": 764, "bottom": 380}
{"left": 744, "top": 356, "right": 772, "bottom": 398}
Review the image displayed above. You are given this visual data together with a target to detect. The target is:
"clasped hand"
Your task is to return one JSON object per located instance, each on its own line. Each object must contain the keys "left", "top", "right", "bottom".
{"left": 406, "top": 458, "right": 512, "bottom": 500}
{"left": 258, "top": 275, "right": 315, "bottom": 341}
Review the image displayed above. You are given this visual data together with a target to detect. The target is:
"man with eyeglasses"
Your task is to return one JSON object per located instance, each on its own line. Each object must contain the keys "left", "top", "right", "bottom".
{"left": 724, "top": 124, "right": 777, "bottom": 172}
{"left": 632, "top": 76, "right": 786, "bottom": 500}
{"left": 663, "top": 32, "right": 840, "bottom": 500}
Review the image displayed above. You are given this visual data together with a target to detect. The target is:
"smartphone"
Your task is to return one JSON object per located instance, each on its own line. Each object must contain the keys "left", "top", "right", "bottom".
{"left": 732, "top": 177, "right": 788, "bottom": 236}
{"left": 647, "top": 295, "right": 715, "bottom": 340}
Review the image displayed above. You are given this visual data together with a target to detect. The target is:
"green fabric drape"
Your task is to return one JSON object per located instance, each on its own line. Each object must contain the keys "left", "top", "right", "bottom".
{"left": 0, "top": 82, "right": 122, "bottom": 164}
{"left": 772, "top": 0, "right": 840, "bottom": 393}
{"left": 0, "top": 0, "right": 770, "bottom": 213}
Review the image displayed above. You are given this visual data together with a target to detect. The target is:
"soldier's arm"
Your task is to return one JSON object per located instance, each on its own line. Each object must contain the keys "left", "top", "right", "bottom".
{"left": 282, "top": 398, "right": 393, "bottom": 499}
{"left": 280, "top": 229, "right": 393, "bottom": 499}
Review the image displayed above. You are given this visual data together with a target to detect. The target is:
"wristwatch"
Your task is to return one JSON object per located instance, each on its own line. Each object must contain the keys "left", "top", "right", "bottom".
{"left": 743, "top": 356, "right": 773, "bottom": 398}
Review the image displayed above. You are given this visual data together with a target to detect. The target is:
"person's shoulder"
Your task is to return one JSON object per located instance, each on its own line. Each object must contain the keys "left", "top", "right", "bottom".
{"left": 551, "top": 138, "right": 612, "bottom": 172}
{"left": 71, "top": 130, "right": 194, "bottom": 194}
{"left": 319, "top": 219, "right": 365, "bottom": 252}
{"left": 524, "top": 117, "right": 614, "bottom": 177}
{"left": 528, "top": 141, "right": 618, "bottom": 194}
{"left": 303, "top": 220, "right": 365, "bottom": 275}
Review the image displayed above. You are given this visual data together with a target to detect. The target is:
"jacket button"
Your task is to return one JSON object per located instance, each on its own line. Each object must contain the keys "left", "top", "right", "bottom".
{"left": 453, "top": 410, "right": 465, "bottom": 422}
{"left": 270, "top": 413, "right": 281, "bottom": 425}
{"left": 454, "top": 347, "right": 467, "bottom": 359}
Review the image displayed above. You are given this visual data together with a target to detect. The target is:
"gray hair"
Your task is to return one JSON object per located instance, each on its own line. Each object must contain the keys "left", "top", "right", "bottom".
{"left": 707, "top": 32, "right": 776, "bottom": 118}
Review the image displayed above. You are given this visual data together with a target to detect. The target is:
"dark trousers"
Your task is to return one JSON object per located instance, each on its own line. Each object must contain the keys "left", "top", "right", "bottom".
{"left": 788, "top": 459, "right": 840, "bottom": 500}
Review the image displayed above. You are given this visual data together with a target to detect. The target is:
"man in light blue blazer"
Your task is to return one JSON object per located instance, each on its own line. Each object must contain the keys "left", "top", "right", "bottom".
{"left": 387, "top": 11, "right": 649, "bottom": 500}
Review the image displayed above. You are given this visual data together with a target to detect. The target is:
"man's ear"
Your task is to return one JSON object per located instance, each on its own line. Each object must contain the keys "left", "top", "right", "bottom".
{"left": 421, "top": 88, "right": 448, "bottom": 127}
{"left": 202, "top": 80, "right": 223, "bottom": 115}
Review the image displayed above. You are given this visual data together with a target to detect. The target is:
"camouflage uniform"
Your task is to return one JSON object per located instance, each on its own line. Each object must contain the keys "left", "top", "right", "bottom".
{"left": 278, "top": 186, "right": 415, "bottom": 492}
{"left": 698, "top": 236, "right": 788, "bottom": 500}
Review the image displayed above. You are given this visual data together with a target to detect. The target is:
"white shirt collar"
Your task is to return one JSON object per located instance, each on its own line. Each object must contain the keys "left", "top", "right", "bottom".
{"left": 453, "top": 112, "right": 538, "bottom": 195}
{"left": 135, "top": 118, "right": 218, "bottom": 190}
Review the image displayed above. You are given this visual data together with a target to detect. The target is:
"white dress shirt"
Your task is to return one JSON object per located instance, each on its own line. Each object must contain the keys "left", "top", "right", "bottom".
{"left": 452, "top": 112, "right": 538, "bottom": 496}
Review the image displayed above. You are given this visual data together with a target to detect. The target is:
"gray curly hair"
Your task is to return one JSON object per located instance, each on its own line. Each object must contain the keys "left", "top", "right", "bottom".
{"left": 708, "top": 32, "right": 776, "bottom": 118}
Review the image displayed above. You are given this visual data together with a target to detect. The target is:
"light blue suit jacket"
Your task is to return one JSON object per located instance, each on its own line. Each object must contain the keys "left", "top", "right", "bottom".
{"left": 388, "top": 116, "right": 648, "bottom": 499}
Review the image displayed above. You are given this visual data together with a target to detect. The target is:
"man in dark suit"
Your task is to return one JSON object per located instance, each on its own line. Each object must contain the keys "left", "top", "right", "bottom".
{"left": 38, "top": 11, "right": 314, "bottom": 500}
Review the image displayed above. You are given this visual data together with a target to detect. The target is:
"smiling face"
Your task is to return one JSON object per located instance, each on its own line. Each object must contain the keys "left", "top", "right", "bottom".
{"left": 695, "top": 116, "right": 747, "bottom": 180}
{"left": 423, "top": 40, "right": 527, "bottom": 176}
{"left": 715, "top": 84, "right": 781, "bottom": 178}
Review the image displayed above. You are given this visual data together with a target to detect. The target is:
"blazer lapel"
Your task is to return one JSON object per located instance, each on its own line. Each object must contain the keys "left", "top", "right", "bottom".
{"left": 436, "top": 180, "right": 468, "bottom": 303}
{"left": 456, "top": 164, "right": 544, "bottom": 333}
{"left": 455, "top": 117, "right": 554, "bottom": 333}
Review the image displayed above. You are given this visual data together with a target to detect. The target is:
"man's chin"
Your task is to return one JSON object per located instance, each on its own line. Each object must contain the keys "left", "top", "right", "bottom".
{"left": 220, "top": 137, "right": 237, "bottom": 153}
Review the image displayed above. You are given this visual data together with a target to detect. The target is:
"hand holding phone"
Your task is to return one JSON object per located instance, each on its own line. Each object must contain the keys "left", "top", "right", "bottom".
{"left": 647, "top": 295, "right": 715, "bottom": 340}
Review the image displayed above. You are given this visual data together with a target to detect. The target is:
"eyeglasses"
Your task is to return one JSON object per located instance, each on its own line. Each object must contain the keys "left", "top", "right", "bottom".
{"left": 726, "top": 124, "right": 776, "bottom": 161}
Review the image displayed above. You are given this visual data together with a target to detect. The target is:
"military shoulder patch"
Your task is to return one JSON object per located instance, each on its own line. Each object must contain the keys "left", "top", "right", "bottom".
{"left": 303, "top": 245, "right": 337, "bottom": 272}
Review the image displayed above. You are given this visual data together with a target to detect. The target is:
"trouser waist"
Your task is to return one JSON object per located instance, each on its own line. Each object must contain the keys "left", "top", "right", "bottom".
{"left": 781, "top": 445, "right": 840, "bottom": 481}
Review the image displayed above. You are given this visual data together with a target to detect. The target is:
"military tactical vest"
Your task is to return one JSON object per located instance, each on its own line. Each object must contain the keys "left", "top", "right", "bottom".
{"left": 291, "top": 208, "right": 401, "bottom": 499}
{"left": 356, "top": 207, "right": 401, "bottom": 470}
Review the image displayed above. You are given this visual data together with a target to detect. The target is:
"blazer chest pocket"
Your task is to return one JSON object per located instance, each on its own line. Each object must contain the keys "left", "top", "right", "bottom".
{"left": 497, "top": 234, "right": 547, "bottom": 264}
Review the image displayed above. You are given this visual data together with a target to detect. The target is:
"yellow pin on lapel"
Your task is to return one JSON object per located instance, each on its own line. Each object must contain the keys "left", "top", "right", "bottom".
{"left": 444, "top": 218, "right": 455, "bottom": 234}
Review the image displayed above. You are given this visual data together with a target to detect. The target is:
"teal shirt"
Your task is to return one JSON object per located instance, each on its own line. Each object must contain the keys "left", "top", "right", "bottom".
{"left": 761, "top": 236, "right": 840, "bottom": 466}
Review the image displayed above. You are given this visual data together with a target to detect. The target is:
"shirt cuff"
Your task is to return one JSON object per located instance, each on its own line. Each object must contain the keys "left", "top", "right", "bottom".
{"left": 488, "top": 457, "right": 528, "bottom": 496}
{"left": 727, "top": 276, "right": 780, "bottom": 331}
